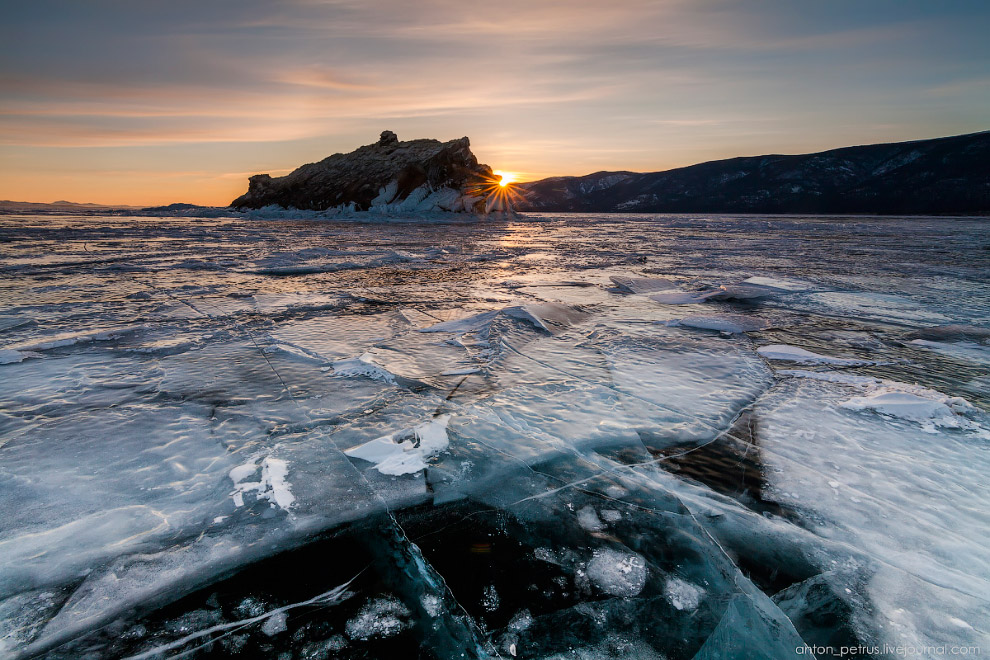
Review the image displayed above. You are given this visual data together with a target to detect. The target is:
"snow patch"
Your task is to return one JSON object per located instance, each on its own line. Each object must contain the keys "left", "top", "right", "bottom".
{"left": 228, "top": 456, "right": 296, "bottom": 509}
{"left": 840, "top": 389, "right": 983, "bottom": 435}
{"left": 344, "top": 414, "right": 452, "bottom": 475}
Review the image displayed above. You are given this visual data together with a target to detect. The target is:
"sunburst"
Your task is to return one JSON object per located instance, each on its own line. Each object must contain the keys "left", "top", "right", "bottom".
{"left": 493, "top": 170, "right": 517, "bottom": 187}
{"left": 466, "top": 170, "right": 524, "bottom": 214}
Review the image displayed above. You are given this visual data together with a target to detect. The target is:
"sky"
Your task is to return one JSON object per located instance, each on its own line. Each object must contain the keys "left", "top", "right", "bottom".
{"left": 1, "top": 0, "right": 988, "bottom": 206}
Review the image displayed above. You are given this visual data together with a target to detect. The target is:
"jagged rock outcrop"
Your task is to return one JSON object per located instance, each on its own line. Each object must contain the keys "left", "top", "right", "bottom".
{"left": 517, "top": 131, "right": 990, "bottom": 215}
{"left": 231, "top": 131, "right": 497, "bottom": 213}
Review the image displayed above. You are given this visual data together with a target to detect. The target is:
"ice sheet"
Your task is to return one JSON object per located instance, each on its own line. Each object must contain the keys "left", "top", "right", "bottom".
{"left": 2, "top": 212, "right": 989, "bottom": 658}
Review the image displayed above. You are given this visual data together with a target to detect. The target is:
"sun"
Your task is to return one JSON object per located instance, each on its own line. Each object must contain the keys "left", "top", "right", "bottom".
{"left": 493, "top": 170, "right": 517, "bottom": 187}
{"left": 466, "top": 169, "right": 524, "bottom": 213}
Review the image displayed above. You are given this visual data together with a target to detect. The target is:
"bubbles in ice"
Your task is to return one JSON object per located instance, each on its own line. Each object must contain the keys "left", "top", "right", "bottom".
{"left": 344, "top": 597, "right": 411, "bottom": 640}
{"left": 585, "top": 548, "right": 647, "bottom": 597}
{"left": 261, "top": 610, "right": 288, "bottom": 636}
{"left": 576, "top": 506, "right": 604, "bottom": 532}
{"left": 165, "top": 608, "right": 222, "bottom": 635}
{"left": 0, "top": 589, "right": 65, "bottom": 651}
{"left": 420, "top": 594, "right": 441, "bottom": 618}
{"left": 508, "top": 608, "right": 533, "bottom": 632}
{"left": 664, "top": 577, "right": 704, "bottom": 611}
{"left": 539, "top": 635, "right": 666, "bottom": 660}
{"left": 235, "top": 596, "right": 269, "bottom": 618}
{"left": 481, "top": 584, "right": 500, "bottom": 612}
{"left": 300, "top": 634, "right": 348, "bottom": 658}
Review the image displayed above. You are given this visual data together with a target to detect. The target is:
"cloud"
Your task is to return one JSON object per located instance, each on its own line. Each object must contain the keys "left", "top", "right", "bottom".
{"left": 1, "top": 0, "right": 988, "bottom": 203}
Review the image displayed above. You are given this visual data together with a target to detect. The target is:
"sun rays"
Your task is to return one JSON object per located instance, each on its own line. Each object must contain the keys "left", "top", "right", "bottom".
{"left": 494, "top": 170, "right": 517, "bottom": 187}
{"left": 466, "top": 170, "right": 525, "bottom": 213}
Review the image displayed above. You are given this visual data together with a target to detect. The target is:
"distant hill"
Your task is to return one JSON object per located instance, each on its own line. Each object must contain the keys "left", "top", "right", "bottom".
{"left": 516, "top": 131, "right": 990, "bottom": 215}
{"left": 0, "top": 200, "right": 139, "bottom": 213}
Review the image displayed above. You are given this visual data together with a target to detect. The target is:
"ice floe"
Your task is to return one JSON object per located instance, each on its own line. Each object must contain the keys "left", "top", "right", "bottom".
{"left": 0, "top": 350, "right": 33, "bottom": 365}
{"left": 757, "top": 343, "right": 875, "bottom": 365}
{"left": 650, "top": 282, "right": 783, "bottom": 305}
{"left": 332, "top": 353, "right": 399, "bottom": 384}
{"left": 609, "top": 275, "right": 677, "bottom": 293}
{"left": 662, "top": 314, "right": 768, "bottom": 333}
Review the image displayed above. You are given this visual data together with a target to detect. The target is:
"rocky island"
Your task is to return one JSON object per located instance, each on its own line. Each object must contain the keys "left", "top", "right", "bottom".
{"left": 231, "top": 131, "right": 498, "bottom": 214}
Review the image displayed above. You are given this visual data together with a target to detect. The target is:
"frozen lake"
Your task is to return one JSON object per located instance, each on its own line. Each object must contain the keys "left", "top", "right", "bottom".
{"left": 1, "top": 212, "right": 988, "bottom": 659}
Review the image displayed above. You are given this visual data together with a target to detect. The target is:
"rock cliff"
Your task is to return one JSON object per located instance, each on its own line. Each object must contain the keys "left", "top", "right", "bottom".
{"left": 231, "top": 131, "right": 497, "bottom": 213}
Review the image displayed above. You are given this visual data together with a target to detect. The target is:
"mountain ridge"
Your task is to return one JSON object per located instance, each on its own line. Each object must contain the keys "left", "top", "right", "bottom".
{"left": 516, "top": 130, "right": 990, "bottom": 215}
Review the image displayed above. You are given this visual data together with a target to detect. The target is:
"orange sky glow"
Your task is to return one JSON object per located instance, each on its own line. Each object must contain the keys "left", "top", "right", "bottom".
{"left": 2, "top": 0, "right": 988, "bottom": 206}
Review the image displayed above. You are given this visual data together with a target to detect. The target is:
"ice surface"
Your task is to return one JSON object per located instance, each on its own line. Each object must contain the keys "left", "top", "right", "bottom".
{"left": 2, "top": 212, "right": 989, "bottom": 658}
{"left": 749, "top": 376, "right": 990, "bottom": 650}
